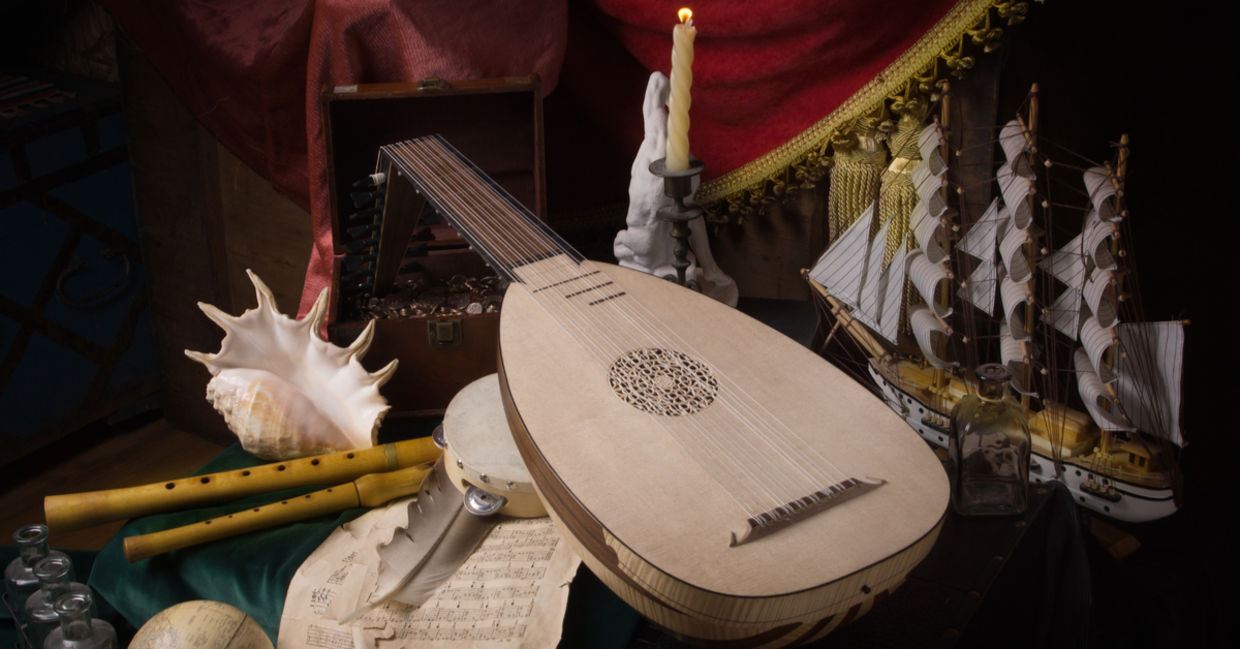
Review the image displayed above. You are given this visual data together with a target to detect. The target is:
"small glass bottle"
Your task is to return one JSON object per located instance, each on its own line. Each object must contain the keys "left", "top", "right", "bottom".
{"left": 949, "top": 363, "right": 1031, "bottom": 515}
{"left": 24, "top": 556, "right": 93, "bottom": 648}
{"left": 43, "top": 592, "right": 116, "bottom": 649}
{"left": 4, "top": 524, "right": 72, "bottom": 621}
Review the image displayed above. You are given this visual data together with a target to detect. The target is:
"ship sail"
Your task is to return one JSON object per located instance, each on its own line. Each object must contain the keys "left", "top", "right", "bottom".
{"left": 910, "top": 306, "right": 954, "bottom": 369}
{"left": 1073, "top": 348, "right": 1134, "bottom": 431}
{"left": 1059, "top": 166, "right": 1186, "bottom": 446}
{"left": 957, "top": 198, "right": 1004, "bottom": 316}
{"left": 1113, "top": 321, "right": 1185, "bottom": 445}
{"left": 994, "top": 120, "right": 1038, "bottom": 395}
{"left": 906, "top": 122, "right": 955, "bottom": 364}
{"left": 1083, "top": 270, "right": 1117, "bottom": 328}
{"left": 1073, "top": 322, "right": 1185, "bottom": 445}
{"left": 855, "top": 216, "right": 907, "bottom": 344}
{"left": 808, "top": 203, "right": 875, "bottom": 311}
{"left": 806, "top": 120, "right": 959, "bottom": 363}
{"left": 999, "top": 323, "right": 1037, "bottom": 396}
{"left": 805, "top": 86, "right": 1186, "bottom": 522}
{"left": 908, "top": 250, "right": 951, "bottom": 320}
{"left": 808, "top": 202, "right": 905, "bottom": 346}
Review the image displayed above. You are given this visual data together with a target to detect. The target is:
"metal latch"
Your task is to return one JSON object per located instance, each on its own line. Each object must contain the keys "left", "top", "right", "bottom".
{"left": 428, "top": 318, "right": 463, "bottom": 346}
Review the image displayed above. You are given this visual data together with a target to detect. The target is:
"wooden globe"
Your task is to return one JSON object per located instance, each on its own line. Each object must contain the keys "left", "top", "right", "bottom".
{"left": 129, "top": 600, "right": 273, "bottom": 649}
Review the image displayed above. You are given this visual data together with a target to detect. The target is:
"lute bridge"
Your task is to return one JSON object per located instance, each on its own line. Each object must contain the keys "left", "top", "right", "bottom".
{"left": 730, "top": 477, "right": 886, "bottom": 546}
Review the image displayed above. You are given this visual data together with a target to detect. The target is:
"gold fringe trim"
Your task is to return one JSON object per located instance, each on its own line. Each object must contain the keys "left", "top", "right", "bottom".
{"left": 697, "top": 0, "right": 1029, "bottom": 224}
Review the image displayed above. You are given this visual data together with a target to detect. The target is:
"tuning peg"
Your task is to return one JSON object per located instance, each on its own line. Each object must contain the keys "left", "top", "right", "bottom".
{"left": 351, "top": 172, "right": 387, "bottom": 190}
{"left": 342, "top": 255, "right": 375, "bottom": 273}
{"left": 346, "top": 238, "right": 378, "bottom": 254}
{"left": 347, "top": 222, "right": 380, "bottom": 239}
{"left": 403, "top": 242, "right": 428, "bottom": 259}
{"left": 341, "top": 266, "right": 375, "bottom": 286}
{"left": 351, "top": 189, "right": 385, "bottom": 209}
{"left": 345, "top": 205, "right": 382, "bottom": 223}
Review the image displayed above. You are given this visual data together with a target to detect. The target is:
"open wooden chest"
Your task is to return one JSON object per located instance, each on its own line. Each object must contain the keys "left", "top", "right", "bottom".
{"left": 321, "top": 77, "right": 545, "bottom": 418}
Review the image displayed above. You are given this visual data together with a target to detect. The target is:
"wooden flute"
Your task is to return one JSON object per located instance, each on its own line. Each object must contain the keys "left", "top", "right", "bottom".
{"left": 44, "top": 437, "right": 441, "bottom": 533}
{"left": 122, "top": 464, "right": 433, "bottom": 562}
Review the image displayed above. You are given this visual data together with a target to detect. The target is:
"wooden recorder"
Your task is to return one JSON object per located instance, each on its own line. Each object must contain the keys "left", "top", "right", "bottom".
{"left": 121, "top": 463, "right": 433, "bottom": 562}
{"left": 44, "top": 437, "right": 441, "bottom": 533}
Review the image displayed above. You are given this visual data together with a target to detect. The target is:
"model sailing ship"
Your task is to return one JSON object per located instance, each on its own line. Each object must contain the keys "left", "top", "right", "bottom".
{"left": 806, "top": 85, "right": 1185, "bottom": 522}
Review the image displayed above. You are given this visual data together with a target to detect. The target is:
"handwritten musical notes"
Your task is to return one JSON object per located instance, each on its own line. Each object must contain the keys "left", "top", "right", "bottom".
{"left": 279, "top": 497, "right": 579, "bottom": 649}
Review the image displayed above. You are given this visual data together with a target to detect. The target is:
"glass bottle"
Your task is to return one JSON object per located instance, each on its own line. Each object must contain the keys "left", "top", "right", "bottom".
{"left": 949, "top": 363, "right": 1031, "bottom": 515}
{"left": 4, "top": 524, "right": 72, "bottom": 621}
{"left": 43, "top": 592, "right": 116, "bottom": 649}
{"left": 24, "top": 556, "right": 93, "bottom": 648}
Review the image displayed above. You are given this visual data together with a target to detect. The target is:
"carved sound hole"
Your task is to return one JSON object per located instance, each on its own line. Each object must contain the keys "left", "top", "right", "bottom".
{"left": 608, "top": 348, "right": 718, "bottom": 416}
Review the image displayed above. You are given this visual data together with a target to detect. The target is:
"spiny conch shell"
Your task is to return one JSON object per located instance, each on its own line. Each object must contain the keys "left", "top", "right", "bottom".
{"left": 185, "top": 270, "right": 398, "bottom": 460}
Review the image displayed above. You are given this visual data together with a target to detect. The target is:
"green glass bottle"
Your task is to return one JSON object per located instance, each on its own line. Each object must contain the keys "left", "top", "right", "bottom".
{"left": 949, "top": 363, "right": 1031, "bottom": 515}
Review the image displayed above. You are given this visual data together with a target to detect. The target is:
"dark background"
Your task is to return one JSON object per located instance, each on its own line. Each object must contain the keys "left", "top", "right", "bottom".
{"left": 2, "top": 1, "right": 1233, "bottom": 647}
{"left": 996, "top": 3, "right": 1232, "bottom": 647}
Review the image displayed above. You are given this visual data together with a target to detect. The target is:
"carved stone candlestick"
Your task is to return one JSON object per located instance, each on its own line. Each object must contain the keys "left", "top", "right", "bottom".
{"left": 648, "top": 156, "right": 705, "bottom": 287}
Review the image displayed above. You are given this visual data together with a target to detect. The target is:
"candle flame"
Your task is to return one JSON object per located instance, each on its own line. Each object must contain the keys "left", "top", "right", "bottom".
{"left": 678, "top": 7, "right": 692, "bottom": 23}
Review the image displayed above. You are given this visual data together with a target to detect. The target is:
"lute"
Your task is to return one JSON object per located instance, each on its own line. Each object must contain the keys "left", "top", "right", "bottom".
{"left": 377, "top": 135, "right": 948, "bottom": 648}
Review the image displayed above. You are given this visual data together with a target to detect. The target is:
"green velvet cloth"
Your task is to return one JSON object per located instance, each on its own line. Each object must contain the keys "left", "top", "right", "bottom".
{"left": 82, "top": 441, "right": 641, "bottom": 647}
{"left": 86, "top": 443, "right": 367, "bottom": 643}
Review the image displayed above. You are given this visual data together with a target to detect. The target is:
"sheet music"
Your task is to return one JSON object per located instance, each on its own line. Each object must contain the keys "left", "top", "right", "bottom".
{"left": 279, "top": 499, "right": 579, "bottom": 649}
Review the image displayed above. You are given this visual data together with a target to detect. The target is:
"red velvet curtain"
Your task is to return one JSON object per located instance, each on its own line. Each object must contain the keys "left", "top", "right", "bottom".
{"left": 100, "top": 0, "right": 957, "bottom": 313}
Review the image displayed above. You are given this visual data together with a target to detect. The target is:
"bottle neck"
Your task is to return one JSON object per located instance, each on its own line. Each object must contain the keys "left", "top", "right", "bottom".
{"left": 17, "top": 538, "right": 49, "bottom": 566}
{"left": 973, "top": 364, "right": 1011, "bottom": 402}
{"left": 976, "top": 379, "right": 1007, "bottom": 401}
{"left": 42, "top": 581, "right": 72, "bottom": 602}
{"left": 54, "top": 592, "right": 95, "bottom": 640}
{"left": 35, "top": 557, "right": 72, "bottom": 587}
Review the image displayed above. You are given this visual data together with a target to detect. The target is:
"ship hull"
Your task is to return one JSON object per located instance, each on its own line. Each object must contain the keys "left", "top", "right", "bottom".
{"left": 865, "top": 362, "right": 1178, "bottom": 522}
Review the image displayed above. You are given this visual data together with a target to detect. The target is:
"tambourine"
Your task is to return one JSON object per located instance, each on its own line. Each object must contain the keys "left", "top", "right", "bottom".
{"left": 437, "top": 374, "right": 545, "bottom": 518}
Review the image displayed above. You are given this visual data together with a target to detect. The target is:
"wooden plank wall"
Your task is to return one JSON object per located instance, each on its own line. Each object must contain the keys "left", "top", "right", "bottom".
{"left": 117, "top": 36, "right": 311, "bottom": 444}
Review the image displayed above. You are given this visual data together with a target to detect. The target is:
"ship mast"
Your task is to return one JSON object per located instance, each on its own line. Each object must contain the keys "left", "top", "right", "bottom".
{"left": 933, "top": 83, "right": 954, "bottom": 392}
{"left": 1013, "top": 84, "right": 1040, "bottom": 408}
{"left": 1097, "top": 134, "right": 1129, "bottom": 455}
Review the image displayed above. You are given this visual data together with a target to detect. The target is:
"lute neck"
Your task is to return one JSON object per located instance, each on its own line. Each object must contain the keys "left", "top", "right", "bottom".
{"left": 379, "top": 136, "right": 580, "bottom": 282}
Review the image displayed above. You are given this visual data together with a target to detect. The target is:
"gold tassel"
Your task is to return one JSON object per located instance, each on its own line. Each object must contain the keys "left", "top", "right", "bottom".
{"left": 827, "top": 117, "right": 886, "bottom": 241}
{"left": 878, "top": 105, "right": 928, "bottom": 265}
{"left": 879, "top": 100, "right": 930, "bottom": 337}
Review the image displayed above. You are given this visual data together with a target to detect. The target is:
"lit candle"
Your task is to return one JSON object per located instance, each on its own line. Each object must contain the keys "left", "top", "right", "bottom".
{"left": 665, "top": 7, "right": 695, "bottom": 172}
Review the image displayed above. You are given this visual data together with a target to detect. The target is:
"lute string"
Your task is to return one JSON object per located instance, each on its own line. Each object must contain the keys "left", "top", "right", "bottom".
{"left": 389, "top": 141, "right": 797, "bottom": 513}
{"left": 407, "top": 135, "right": 912, "bottom": 512}
{"left": 399, "top": 138, "right": 853, "bottom": 497}
{"left": 390, "top": 141, "right": 803, "bottom": 512}
{"left": 390, "top": 138, "right": 855, "bottom": 517}
{"left": 394, "top": 137, "right": 856, "bottom": 512}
